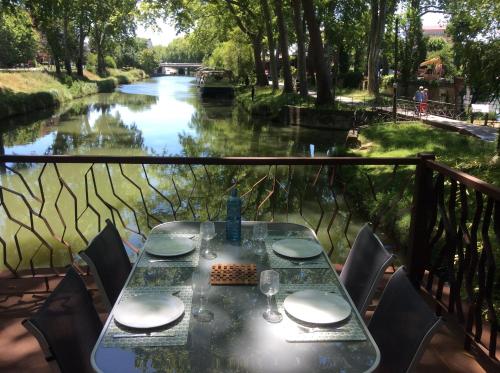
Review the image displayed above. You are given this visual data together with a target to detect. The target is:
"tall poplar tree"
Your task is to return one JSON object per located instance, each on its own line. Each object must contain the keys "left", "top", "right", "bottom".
{"left": 301, "top": 0, "right": 332, "bottom": 104}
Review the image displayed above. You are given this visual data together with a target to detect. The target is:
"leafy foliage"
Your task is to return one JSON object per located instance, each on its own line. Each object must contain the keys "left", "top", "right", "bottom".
{"left": 105, "top": 56, "right": 117, "bottom": 69}
{"left": 425, "top": 37, "right": 457, "bottom": 78}
{"left": 0, "top": 68, "right": 145, "bottom": 118}
{"left": 138, "top": 48, "right": 160, "bottom": 74}
{"left": 0, "top": 7, "right": 39, "bottom": 67}
{"left": 446, "top": 0, "right": 500, "bottom": 101}
{"left": 427, "top": 36, "right": 448, "bottom": 52}
{"left": 399, "top": 3, "right": 427, "bottom": 86}
{"left": 205, "top": 30, "right": 254, "bottom": 82}
{"left": 114, "top": 37, "right": 151, "bottom": 68}
{"left": 341, "top": 71, "right": 364, "bottom": 89}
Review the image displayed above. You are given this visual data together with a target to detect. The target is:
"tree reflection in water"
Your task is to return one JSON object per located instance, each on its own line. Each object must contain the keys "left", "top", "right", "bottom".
{"left": 1, "top": 77, "right": 399, "bottom": 274}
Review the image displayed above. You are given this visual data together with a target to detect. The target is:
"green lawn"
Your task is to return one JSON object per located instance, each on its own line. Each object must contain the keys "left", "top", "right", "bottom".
{"left": 237, "top": 86, "right": 314, "bottom": 117}
{"left": 336, "top": 88, "right": 375, "bottom": 101}
{"left": 353, "top": 121, "right": 499, "bottom": 184}
{"left": 339, "top": 121, "right": 498, "bottom": 268}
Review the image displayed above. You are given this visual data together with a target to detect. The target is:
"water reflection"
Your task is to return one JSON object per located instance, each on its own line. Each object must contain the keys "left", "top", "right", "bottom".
{"left": 0, "top": 76, "right": 359, "bottom": 271}
{"left": 1, "top": 76, "right": 347, "bottom": 157}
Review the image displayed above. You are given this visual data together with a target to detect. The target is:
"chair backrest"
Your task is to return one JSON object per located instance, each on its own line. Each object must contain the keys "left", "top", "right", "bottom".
{"left": 368, "top": 267, "right": 442, "bottom": 373}
{"left": 339, "top": 223, "right": 394, "bottom": 315}
{"left": 22, "top": 267, "right": 103, "bottom": 373}
{"left": 79, "top": 219, "right": 131, "bottom": 310}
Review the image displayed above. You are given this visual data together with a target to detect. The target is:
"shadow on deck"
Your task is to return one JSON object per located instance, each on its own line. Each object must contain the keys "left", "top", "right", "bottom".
{"left": 0, "top": 267, "right": 489, "bottom": 373}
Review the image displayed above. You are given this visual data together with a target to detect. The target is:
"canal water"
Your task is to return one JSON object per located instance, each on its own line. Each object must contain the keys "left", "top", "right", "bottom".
{"left": 1, "top": 76, "right": 346, "bottom": 157}
{"left": 0, "top": 76, "right": 357, "bottom": 272}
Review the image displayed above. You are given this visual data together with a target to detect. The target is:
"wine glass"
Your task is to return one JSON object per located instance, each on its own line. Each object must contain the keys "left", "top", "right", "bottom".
{"left": 259, "top": 270, "right": 282, "bottom": 323}
{"left": 192, "top": 270, "right": 214, "bottom": 322}
{"left": 200, "top": 221, "right": 216, "bottom": 259}
{"left": 253, "top": 222, "right": 268, "bottom": 256}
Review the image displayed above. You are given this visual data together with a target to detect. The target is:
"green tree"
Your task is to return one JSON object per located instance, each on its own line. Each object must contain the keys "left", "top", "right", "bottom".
{"left": 291, "top": 0, "right": 307, "bottom": 97}
{"left": 217, "top": 0, "right": 268, "bottom": 86}
{"left": 90, "top": 0, "right": 136, "bottom": 76}
{"left": 399, "top": 0, "right": 426, "bottom": 92}
{"left": 26, "top": 0, "right": 65, "bottom": 73}
{"left": 321, "top": 0, "right": 367, "bottom": 96}
{"left": 0, "top": 7, "right": 39, "bottom": 67}
{"left": 447, "top": 0, "right": 500, "bottom": 101}
{"left": 186, "top": 13, "right": 231, "bottom": 59}
{"left": 115, "top": 37, "right": 150, "bottom": 68}
{"left": 138, "top": 48, "right": 160, "bottom": 74}
{"left": 259, "top": 0, "right": 279, "bottom": 89}
{"left": 75, "top": 0, "right": 93, "bottom": 76}
{"left": 425, "top": 37, "right": 457, "bottom": 78}
{"left": 205, "top": 29, "right": 254, "bottom": 81}
{"left": 273, "top": 0, "right": 293, "bottom": 92}
{"left": 427, "top": 36, "right": 447, "bottom": 52}
{"left": 302, "top": 0, "right": 332, "bottom": 104}
{"left": 367, "top": 0, "right": 391, "bottom": 96}
{"left": 162, "top": 36, "right": 204, "bottom": 62}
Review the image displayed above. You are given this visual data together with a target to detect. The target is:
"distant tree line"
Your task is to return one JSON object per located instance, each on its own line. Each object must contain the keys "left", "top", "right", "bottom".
{"left": 142, "top": 0, "right": 499, "bottom": 103}
{"left": 0, "top": 0, "right": 498, "bottom": 102}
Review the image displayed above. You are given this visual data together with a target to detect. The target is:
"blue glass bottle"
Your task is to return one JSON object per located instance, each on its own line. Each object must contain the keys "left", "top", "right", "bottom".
{"left": 226, "top": 188, "right": 241, "bottom": 242}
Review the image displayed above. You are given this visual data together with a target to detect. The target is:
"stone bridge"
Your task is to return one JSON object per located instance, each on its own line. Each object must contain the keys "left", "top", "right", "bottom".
{"left": 158, "top": 62, "right": 202, "bottom": 75}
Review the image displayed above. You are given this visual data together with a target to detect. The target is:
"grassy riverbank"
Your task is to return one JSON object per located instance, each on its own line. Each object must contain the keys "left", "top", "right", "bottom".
{"left": 0, "top": 68, "right": 147, "bottom": 119}
{"left": 236, "top": 86, "right": 375, "bottom": 118}
{"left": 236, "top": 86, "right": 314, "bottom": 118}
{"left": 353, "top": 121, "right": 499, "bottom": 183}
{"left": 344, "top": 121, "right": 498, "bottom": 252}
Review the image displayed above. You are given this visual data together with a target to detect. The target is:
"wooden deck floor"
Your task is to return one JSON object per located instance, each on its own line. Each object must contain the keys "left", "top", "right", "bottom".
{"left": 0, "top": 271, "right": 490, "bottom": 373}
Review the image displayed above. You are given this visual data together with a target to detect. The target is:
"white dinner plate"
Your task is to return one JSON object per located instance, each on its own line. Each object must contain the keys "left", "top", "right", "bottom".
{"left": 144, "top": 236, "right": 194, "bottom": 257}
{"left": 114, "top": 293, "right": 185, "bottom": 329}
{"left": 284, "top": 290, "right": 351, "bottom": 324}
{"left": 272, "top": 239, "right": 323, "bottom": 259}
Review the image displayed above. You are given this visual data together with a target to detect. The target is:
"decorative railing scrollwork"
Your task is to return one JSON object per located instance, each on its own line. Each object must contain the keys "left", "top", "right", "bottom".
{"left": 0, "top": 154, "right": 498, "bottom": 363}
{"left": 0, "top": 155, "right": 417, "bottom": 277}
{"left": 421, "top": 160, "right": 500, "bottom": 360}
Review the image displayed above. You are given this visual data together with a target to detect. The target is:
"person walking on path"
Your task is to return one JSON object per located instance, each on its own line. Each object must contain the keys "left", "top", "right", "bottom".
{"left": 414, "top": 86, "right": 424, "bottom": 116}
{"left": 421, "top": 88, "right": 429, "bottom": 115}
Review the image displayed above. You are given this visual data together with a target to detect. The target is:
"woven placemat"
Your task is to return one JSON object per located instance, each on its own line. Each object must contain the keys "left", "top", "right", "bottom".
{"left": 137, "top": 234, "right": 200, "bottom": 268}
{"left": 210, "top": 264, "right": 258, "bottom": 285}
{"left": 102, "top": 285, "right": 192, "bottom": 347}
{"left": 276, "top": 284, "right": 366, "bottom": 342}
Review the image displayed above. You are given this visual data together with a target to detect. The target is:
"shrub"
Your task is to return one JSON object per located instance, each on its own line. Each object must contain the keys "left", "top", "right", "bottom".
{"left": 0, "top": 90, "right": 61, "bottom": 118}
{"left": 113, "top": 74, "right": 131, "bottom": 84}
{"left": 86, "top": 53, "right": 97, "bottom": 69}
{"left": 0, "top": 9, "right": 39, "bottom": 67}
{"left": 381, "top": 74, "right": 395, "bottom": 88}
{"left": 105, "top": 56, "right": 117, "bottom": 69}
{"left": 107, "top": 68, "right": 147, "bottom": 84}
{"left": 96, "top": 78, "right": 116, "bottom": 92}
{"left": 60, "top": 74, "right": 73, "bottom": 86}
{"left": 68, "top": 81, "right": 98, "bottom": 98}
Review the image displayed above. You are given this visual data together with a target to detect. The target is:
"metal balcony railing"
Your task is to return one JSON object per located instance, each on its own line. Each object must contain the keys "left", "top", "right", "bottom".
{"left": 0, "top": 154, "right": 498, "bottom": 362}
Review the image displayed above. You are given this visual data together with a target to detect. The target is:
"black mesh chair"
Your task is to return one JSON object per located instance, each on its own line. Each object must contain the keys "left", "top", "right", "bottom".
{"left": 22, "top": 267, "right": 103, "bottom": 373}
{"left": 368, "top": 267, "right": 442, "bottom": 373}
{"left": 339, "top": 223, "right": 394, "bottom": 315}
{"left": 79, "top": 219, "right": 131, "bottom": 311}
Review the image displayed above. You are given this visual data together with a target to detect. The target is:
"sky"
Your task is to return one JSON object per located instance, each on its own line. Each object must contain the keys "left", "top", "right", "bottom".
{"left": 422, "top": 12, "right": 447, "bottom": 28}
{"left": 136, "top": 21, "right": 180, "bottom": 46}
{"left": 136, "top": 13, "right": 447, "bottom": 46}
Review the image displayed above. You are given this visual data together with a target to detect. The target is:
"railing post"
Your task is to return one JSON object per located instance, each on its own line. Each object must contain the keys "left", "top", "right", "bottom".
{"left": 407, "top": 153, "right": 436, "bottom": 287}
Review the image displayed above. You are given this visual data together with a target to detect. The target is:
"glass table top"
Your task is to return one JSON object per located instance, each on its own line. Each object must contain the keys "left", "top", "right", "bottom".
{"left": 92, "top": 221, "right": 380, "bottom": 373}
